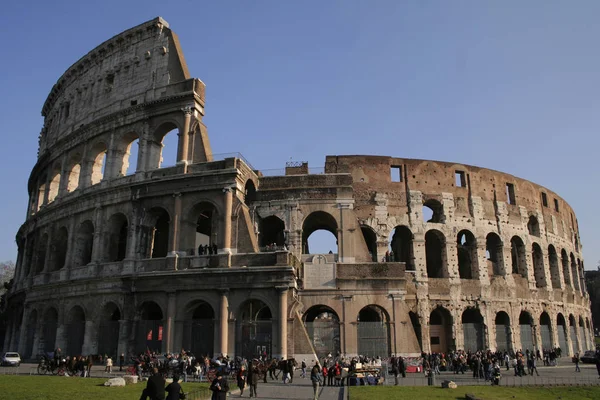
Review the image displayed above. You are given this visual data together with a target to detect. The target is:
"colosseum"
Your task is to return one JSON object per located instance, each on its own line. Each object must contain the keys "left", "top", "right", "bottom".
{"left": 2, "top": 17, "right": 593, "bottom": 362}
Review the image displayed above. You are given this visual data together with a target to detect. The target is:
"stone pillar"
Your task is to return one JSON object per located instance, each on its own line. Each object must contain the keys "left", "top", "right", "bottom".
{"left": 17, "top": 311, "right": 28, "bottom": 356}
{"left": 42, "top": 229, "right": 54, "bottom": 274}
{"left": 275, "top": 286, "right": 289, "bottom": 359}
{"left": 221, "top": 188, "right": 233, "bottom": 253}
{"left": 91, "top": 207, "right": 104, "bottom": 262}
{"left": 165, "top": 293, "right": 177, "bottom": 353}
{"left": 218, "top": 290, "right": 229, "bottom": 356}
{"left": 476, "top": 244, "right": 491, "bottom": 284}
{"left": 177, "top": 107, "right": 193, "bottom": 167}
{"left": 31, "top": 320, "right": 42, "bottom": 359}
{"left": 445, "top": 241, "right": 459, "bottom": 281}
{"left": 117, "top": 320, "right": 131, "bottom": 359}
{"left": 169, "top": 193, "right": 183, "bottom": 256}
{"left": 82, "top": 320, "right": 97, "bottom": 355}
{"left": 412, "top": 237, "right": 427, "bottom": 281}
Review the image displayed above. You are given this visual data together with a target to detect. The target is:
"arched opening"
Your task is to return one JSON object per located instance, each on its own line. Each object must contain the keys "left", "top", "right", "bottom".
{"left": 495, "top": 311, "right": 512, "bottom": 352}
{"left": 532, "top": 243, "right": 546, "bottom": 288}
{"left": 116, "top": 132, "right": 140, "bottom": 176}
{"left": 236, "top": 299, "right": 272, "bottom": 360}
{"left": 425, "top": 229, "right": 446, "bottom": 278}
{"left": 519, "top": 311, "right": 534, "bottom": 351}
{"left": 193, "top": 203, "right": 218, "bottom": 254}
{"left": 149, "top": 123, "right": 179, "bottom": 170}
{"left": 578, "top": 316, "right": 587, "bottom": 351}
{"left": 302, "top": 211, "right": 338, "bottom": 255}
{"left": 67, "top": 162, "right": 81, "bottom": 192}
{"left": 361, "top": 226, "right": 377, "bottom": 262}
{"left": 73, "top": 220, "right": 94, "bottom": 267}
{"left": 145, "top": 208, "right": 170, "bottom": 259}
{"left": 90, "top": 142, "right": 108, "bottom": 185}
{"left": 457, "top": 230, "right": 477, "bottom": 279}
{"left": 48, "top": 167, "right": 61, "bottom": 203}
{"left": 548, "top": 245, "right": 561, "bottom": 289}
{"left": 527, "top": 216, "right": 540, "bottom": 237}
{"left": 98, "top": 303, "right": 121, "bottom": 358}
{"left": 244, "top": 180, "right": 257, "bottom": 205}
{"left": 422, "top": 199, "right": 443, "bottom": 223}
{"left": 570, "top": 254, "right": 580, "bottom": 291}
{"left": 66, "top": 306, "right": 86, "bottom": 356}
{"left": 389, "top": 226, "right": 414, "bottom": 269}
{"left": 357, "top": 305, "right": 390, "bottom": 357}
{"left": 35, "top": 233, "right": 48, "bottom": 274}
{"left": 303, "top": 305, "right": 341, "bottom": 358}
{"left": 578, "top": 259, "right": 584, "bottom": 294}
{"left": 561, "top": 249, "right": 571, "bottom": 286}
{"left": 462, "top": 308, "right": 484, "bottom": 352}
{"left": 42, "top": 308, "right": 58, "bottom": 353}
{"left": 106, "top": 213, "right": 128, "bottom": 262}
{"left": 409, "top": 311, "right": 422, "bottom": 351}
{"left": 429, "top": 307, "right": 453, "bottom": 353}
{"left": 259, "top": 216, "right": 285, "bottom": 250}
{"left": 540, "top": 312, "right": 552, "bottom": 351}
{"left": 569, "top": 314, "right": 579, "bottom": 354}
{"left": 37, "top": 183, "right": 46, "bottom": 210}
{"left": 184, "top": 301, "right": 215, "bottom": 358}
{"left": 556, "top": 314, "right": 568, "bottom": 354}
{"left": 486, "top": 233, "right": 504, "bottom": 276}
{"left": 137, "top": 302, "right": 164, "bottom": 353}
{"left": 24, "top": 310, "right": 38, "bottom": 359}
{"left": 50, "top": 227, "right": 69, "bottom": 272}
{"left": 510, "top": 236, "right": 527, "bottom": 278}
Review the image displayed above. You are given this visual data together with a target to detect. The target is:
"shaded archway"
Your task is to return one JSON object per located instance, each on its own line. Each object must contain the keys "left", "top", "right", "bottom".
{"left": 236, "top": 299, "right": 272, "bottom": 359}
{"left": 570, "top": 254, "right": 580, "bottom": 291}
{"left": 106, "top": 213, "right": 128, "bottom": 262}
{"left": 540, "top": 312, "right": 552, "bottom": 351}
{"left": 48, "top": 166, "right": 61, "bottom": 203}
{"left": 462, "top": 308, "right": 484, "bottom": 352}
{"left": 98, "top": 303, "right": 121, "bottom": 358}
{"left": 457, "top": 230, "right": 477, "bottom": 279}
{"left": 89, "top": 142, "right": 108, "bottom": 185}
{"left": 73, "top": 220, "right": 94, "bottom": 267}
{"left": 519, "top": 311, "right": 534, "bottom": 351}
{"left": 527, "top": 216, "right": 540, "bottom": 237}
{"left": 569, "top": 314, "right": 579, "bottom": 354}
{"left": 147, "top": 208, "right": 170, "bottom": 258}
{"left": 495, "top": 311, "right": 512, "bottom": 352}
{"left": 66, "top": 156, "right": 81, "bottom": 192}
{"left": 49, "top": 227, "right": 69, "bottom": 272}
{"left": 244, "top": 180, "right": 257, "bottom": 204}
{"left": 532, "top": 243, "right": 546, "bottom": 288}
{"left": 425, "top": 229, "right": 446, "bottom": 278}
{"left": 409, "top": 311, "right": 422, "bottom": 351}
{"left": 389, "top": 226, "right": 414, "bottom": 269}
{"left": 357, "top": 305, "right": 390, "bottom": 357}
{"left": 42, "top": 308, "right": 58, "bottom": 353}
{"left": 361, "top": 226, "right": 377, "bottom": 262}
{"left": 579, "top": 316, "right": 587, "bottom": 351}
{"left": 115, "top": 132, "right": 140, "bottom": 176}
{"left": 259, "top": 216, "right": 285, "bottom": 249}
{"left": 193, "top": 202, "right": 218, "bottom": 253}
{"left": 561, "top": 249, "right": 571, "bottom": 286}
{"left": 148, "top": 122, "right": 180, "bottom": 170}
{"left": 429, "top": 307, "right": 453, "bottom": 353}
{"left": 302, "top": 211, "right": 338, "bottom": 255}
{"left": 511, "top": 236, "right": 527, "bottom": 278}
{"left": 422, "top": 199, "right": 443, "bottom": 223}
{"left": 24, "top": 310, "right": 38, "bottom": 359}
{"left": 557, "top": 313, "right": 568, "bottom": 355}
{"left": 548, "top": 245, "right": 561, "bottom": 289}
{"left": 486, "top": 233, "right": 504, "bottom": 276}
{"left": 137, "top": 301, "right": 164, "bottom": 353}
{"left": 35, "top": 233, "right": 48, "bottom": 274}
{"left": 303, "top": 305, "right": 341, "bottom": 358}
{"left": 66, "top": 306, "right": 86, "bottom": 356}
{"left": 183, "top": 301, "right": 215, "bottom": 357}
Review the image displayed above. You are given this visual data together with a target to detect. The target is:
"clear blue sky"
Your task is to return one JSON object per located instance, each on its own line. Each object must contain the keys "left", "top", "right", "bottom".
{"left": 0, "top": 1, "right": 598, "bottom": 268}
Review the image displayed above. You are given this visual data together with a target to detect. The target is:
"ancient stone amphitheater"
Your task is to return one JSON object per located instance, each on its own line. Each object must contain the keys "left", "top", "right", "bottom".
{"left": 3, "top": 18, "right": 592, "bottom": 361}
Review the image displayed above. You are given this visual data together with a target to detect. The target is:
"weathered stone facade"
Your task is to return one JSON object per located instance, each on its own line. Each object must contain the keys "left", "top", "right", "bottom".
{"left": 3, "top": 18, "right": 593, "bottom": 362}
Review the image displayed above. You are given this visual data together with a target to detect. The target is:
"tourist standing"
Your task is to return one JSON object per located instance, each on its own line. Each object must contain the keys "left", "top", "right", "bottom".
{"left": 310, "top": 362, "right": 322, "bottom": 400}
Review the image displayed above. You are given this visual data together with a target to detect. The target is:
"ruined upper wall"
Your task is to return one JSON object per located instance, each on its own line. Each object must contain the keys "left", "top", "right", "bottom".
{"left": 324, "top": 155, "right": 580, "bottom": 235}
{"left": 38, "top": 17, "right": 191, "bottom": 156}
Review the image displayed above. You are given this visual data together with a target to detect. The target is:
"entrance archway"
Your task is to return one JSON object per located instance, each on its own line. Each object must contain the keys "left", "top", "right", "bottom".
{"left": 540, "top": 312, "right": 552, "bottom": 351}
{"left": 389, "top": 226, "right": 414, "bottom": 269}
{"left": 557, "top": 313, "right": 568, "bottom": 355}
{"left": 569, "top": 314, "right": 579, "bottom": 353}
{"left": 66, "top": 306, "right": 86, "bottom": 356}
{"left": 462, "top": 308, "right": 484, "bottom": 352}
{"left": 519, "top": 311, "right": 534, "bottom": 351}
{"left": 357, "top": 305, "right": 390, "bottom": 357}
{"left": 302, "top": 211, "right": 338, "bottom": 255}
{"left": 495, "top": 311, "right": 511, "bottom": 352}
{"left": 98, "top": 303, "right": 121, "bottom": 358}
{"left": 361, "top": 226, "right": 377, "bottom": 262}
{"left": 425, "top": 230, "right": 446, "bottom": 278}
{"left": 42, "top": 308, "right": 58, "bottom": 353}
{"left": 429, "top": 307, "right": 453, "bottom": 353}
{"left": 137, "top": 302, "right": 164, "bottom": 353}
{"left": 24, "top": 310, "right": 38, "bottom": 359}
{"left": 236, "top": 300, "right": 272, "bottom": 359}
{"left": 184, "top": 301, "right": 215, "bottom": 357}
{"left": 303, "top": 305, "right": 341, "bottom": 358}
{"left": 259, "top": 216, "right": 285, "bottom": 249}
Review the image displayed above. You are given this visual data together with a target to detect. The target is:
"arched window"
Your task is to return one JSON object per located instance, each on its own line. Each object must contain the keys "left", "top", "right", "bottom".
{"left": 259, "top": 216, "right": 285, "bottom": 249}
{"left": 37, "top": 183, "right": 46, "bottom": 210}
{"left": 486, "top": 233, "right": 504, "bottom": 276}
{"left": 510, "top": 236, "right": 527, "bottom": 278}
{"left": 148, "top": 122, "right": 179, "bottom": 170}
{"left": 532, "top": 243, "right": 546, "bottom": 288}
{"left": 67, "top": 162, "right": 81, "bottom": 192}
{"left": 48, "top": 166, "right": 61, "bottom": 203}
{"left": 389, "top": 226, "right": 414, "bottom": 269}
{"left": 561, "top": 249, "right": 571, "bottom": 286}
{"left": 89, "top": 142, "right": 108, "bottom": 185}
{"left": 244, "top": 180, "right": 257, "bottom": 204}
{"left": 527, "top": 216, "right": 540, "bottom": 237}
{"left": 73, "top": 220, "right": 94, "bottom": 267}
{"left": 117, "top": 133, "right": 140, "bottom": 176}
{"left": 425, "top": 230, "right": 447, "bottom": 278}
{"left": 35, "top": 233, "right": 48, "bottom": 274}
{"left": 457, "top": 230, "right": 477, "bottom": 279}
{"left": 149, "top": 208, "right": 170, "bottom": 258}
{"left": 422, "top": 199, "right": 444, "bottom": 223}
{"left": 106, "top": 213, "right": 128, "bottom": 262}
{"left": 361, "top": 226, "right": 377, "bottom": 262}
{"left": 50, "top": 227, "right": 69, "bottom": 271}
{"left": 302, "top": 211, "right": 338, "bottom": 255}
{"left": 547, "top": 245, "right": 561, "bottom": 289}
{"left": 192, "top": 202, "right": 218, "bottom": 253}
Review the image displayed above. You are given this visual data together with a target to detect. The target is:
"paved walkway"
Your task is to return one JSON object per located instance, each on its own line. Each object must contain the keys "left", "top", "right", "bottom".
{"left": 234, "top": 377, "right": 345, "bottom": 400}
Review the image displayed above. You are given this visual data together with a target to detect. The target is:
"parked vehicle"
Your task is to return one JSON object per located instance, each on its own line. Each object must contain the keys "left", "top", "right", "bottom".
{"left": 2, "top": 352, "right": 21, "bottom": 367}
{"left": 580, "top": 350, "right": 597, "bottom": 364}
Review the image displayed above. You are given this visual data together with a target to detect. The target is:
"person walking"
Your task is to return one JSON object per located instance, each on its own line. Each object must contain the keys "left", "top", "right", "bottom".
{"left": 248, "top": 363, "right": 259, "bottom": 398}
{"left": 310, "top": 362, "right": 322, "bottom": 400}
{"left": 236, "top": 365, "right": 247, "bottom": 397}
{"left": 209, "top": 371, "right": 230, "bottom": 400}
{"left": 574, "top": 353, "right": 581, "bottom": 372}
{"left": 119, "top": 353, "right": 125, "bottom": 372}
{"left": 165, "top": 375, "right": 182, "bottom": 400}
{"left": 301, "top": 360, "right": 307, "bottom": 378}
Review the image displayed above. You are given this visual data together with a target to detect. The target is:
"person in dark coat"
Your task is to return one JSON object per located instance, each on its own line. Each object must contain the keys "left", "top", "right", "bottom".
{"left": 140, "top": 367, "right": 166, "bottom": 400}
{"left": 247, "top": 363, "right": 259, "bottom": 398}
{"left": 165, "top": 374, "right": 182, "bottom": 400}
{"left": 210, "top": 371, "right": 230, "bottom": 400}
{"left": 236, "top": 365, "right": 247, "bottom": 396}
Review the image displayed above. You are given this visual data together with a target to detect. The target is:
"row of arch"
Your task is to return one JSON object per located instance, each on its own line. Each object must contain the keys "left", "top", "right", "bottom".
{"left": 33, "top": 121, "right": 182, "bottom": 213}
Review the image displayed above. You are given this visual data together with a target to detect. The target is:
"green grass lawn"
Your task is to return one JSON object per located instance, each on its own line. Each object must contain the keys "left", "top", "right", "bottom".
{"left": 0, "top": 375, "right": 211, "bottom": 400}
{"left": 349, "top": 385, "right": 600, "bottom": 400}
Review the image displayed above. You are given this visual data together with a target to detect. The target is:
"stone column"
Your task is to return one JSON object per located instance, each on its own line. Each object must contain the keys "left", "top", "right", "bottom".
{"left": 218, "top": 290, "right": 229, "bottom": 356}
{"left": 117, "top": 320, "right": 131, "bottom": 358}
{"left": 221, "top": 188, "right": 233, "bottom": 253}
{"left": 445, "top": 241, "right": 460, "bottom": 282}
{"left": 275, "top": 286, "right": 289, "bottom": 359}
{"left": 169, "top": 193, "right": 182, "bottom": 256}
{"left": 91, "top": 207, "right": 104, "bottom": 263}
{"left": 165, "top": 293, "right": 177, "bottom": 353}
{"left": 177, "top": 107, "right": 193, "bottom": 167}
{"left": 476, "top": 243, "right": 491, "bottom": 284}
{"left": 82, "top": 320, "right": 98, "bottom": 355}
